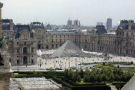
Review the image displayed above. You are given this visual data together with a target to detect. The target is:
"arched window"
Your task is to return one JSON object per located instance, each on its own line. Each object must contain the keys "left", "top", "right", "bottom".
{"left": 17, "top": 60, "right": 19, "bottom": 65}
{"left": 38, "top": 44, "right": 41, "bottom": 49}
{"left": 46, "top": 45, "right": 49, "bottom": 49}
{"left": 31, "top": 59, "right": 34, "bottom": 64}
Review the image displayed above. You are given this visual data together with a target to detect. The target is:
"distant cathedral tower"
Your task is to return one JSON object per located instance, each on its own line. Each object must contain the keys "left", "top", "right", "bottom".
{"left": 0, "top": 2, "right": 3, "bottom": 38}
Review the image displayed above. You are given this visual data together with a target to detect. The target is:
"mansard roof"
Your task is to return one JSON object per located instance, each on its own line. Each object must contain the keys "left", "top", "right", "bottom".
{"left": 2, "top": 19, "right": 14, "bottom": 30}
{"left": 2, "top": 19, "right": 12, "bottom": 23}
{"left": 15, "top": 25, "right": 31, "bottom": 31}
{"left": 30, "top": 22, "right": 45, "bottom": 30}
{"left": 15, "top": 25, "right": 33, "bottom": 38}
{"left": 49, "top": 31, "right": 75, "bottom": 35}
{"left": 96, "top": 25, "right": 107, "bottom": 35}
{"left": 118, "top": 20, "right": 135, "bottom": 30}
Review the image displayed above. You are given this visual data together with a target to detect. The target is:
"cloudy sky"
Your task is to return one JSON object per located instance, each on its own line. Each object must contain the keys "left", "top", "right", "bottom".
{"left": 0, "top": 0, "right": 135, "bottom": 25}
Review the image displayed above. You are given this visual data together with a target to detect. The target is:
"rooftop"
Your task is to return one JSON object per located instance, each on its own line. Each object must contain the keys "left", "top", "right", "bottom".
{"left": 49, "top": 31, "right": 75, "bottom": 35}
{"left": 118, "top": 20, "right": 135, "bottom": 30}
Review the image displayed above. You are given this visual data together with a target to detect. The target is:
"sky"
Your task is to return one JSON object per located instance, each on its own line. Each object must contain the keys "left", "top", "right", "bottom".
{"left": 0, "top": 0, "right": 135, "bottom": 26}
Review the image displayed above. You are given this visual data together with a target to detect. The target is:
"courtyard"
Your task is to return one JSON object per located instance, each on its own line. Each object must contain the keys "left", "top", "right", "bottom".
{"left": 12, "top": 49, "right": 135, "bottom": 72}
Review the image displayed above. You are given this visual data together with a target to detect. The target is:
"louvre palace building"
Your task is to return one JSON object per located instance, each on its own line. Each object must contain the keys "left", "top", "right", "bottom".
{"left": 0, "top": 3, "right": 135, "bottom": 66}
{"left": 2, "top": 19, "right": 134, "bottom": 66}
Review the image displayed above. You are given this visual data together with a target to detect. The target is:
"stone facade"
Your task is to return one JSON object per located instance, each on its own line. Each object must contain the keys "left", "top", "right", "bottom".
{"left": 49, "top": 20, "right": 135, "bottom": 57}
{"left": 115, "top": 20, "right": 135, "bottom": 56}
{"left": 4, "top": 20, "right": 135, "bottom": 66}
{"left": 0, "top": 73, "right": 11, "bottom": 90}
{"left": 8, "top": 25, "right": 37, "bottom": 66}
{"left": 1, "top": 2, "right": 135, "bottom": 66}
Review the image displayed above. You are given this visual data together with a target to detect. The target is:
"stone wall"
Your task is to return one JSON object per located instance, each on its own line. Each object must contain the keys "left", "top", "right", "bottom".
{"left": 0, "top": 73, "right": 11, "bottom": 90}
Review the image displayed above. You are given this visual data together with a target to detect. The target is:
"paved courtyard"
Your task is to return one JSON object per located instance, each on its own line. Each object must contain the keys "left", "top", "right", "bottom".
{"left": 12, "top": 50, "right": 135, "bottom": 72}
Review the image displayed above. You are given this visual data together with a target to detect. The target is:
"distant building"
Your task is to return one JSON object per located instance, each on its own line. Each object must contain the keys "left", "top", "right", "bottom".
{"left": 46, "top": 24, "right": 52, "bottom": 30}
{"left": 67, "top": 19, "right": 72, "bottom": 27}
{"left": 106, "top": 18, "right": 112, "bottom": 30}
{"left": 66, "top": 19, "right": 81, "bottom": 29}
{"left": 115, "top": 20, "right": 135, "bottom": 55}
{"left": 30, "top": 22, "right": 45, "bottom": 30}
{"left": 73, "top": 20, "right": 80, "bottom": 28}
{"left": 96, "top": 24, "right": 107, "bottom": 35}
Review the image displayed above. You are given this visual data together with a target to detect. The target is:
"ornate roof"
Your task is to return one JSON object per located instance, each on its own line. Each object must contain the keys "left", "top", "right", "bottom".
{"left": 118, "top": 20, "right": 135, "bottom": 30}
{"left": 14, "top": 25, "right": 33, "bottom": 38}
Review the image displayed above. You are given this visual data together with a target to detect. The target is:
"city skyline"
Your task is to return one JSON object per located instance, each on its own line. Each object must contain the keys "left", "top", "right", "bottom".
{"left": 0, "top": 1, "right": 135, "bottom": 89}
{"left": 1, "top": 0, "right": 135, "bottom": 26}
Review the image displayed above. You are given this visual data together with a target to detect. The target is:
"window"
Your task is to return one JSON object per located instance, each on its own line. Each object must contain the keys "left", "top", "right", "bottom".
{"left": 38, "top": 44, "right": 41, "bottom": 49}
{"left": 31, "top": 59, "right": 34, "bottom": 64}
{"left": 85, "top": 45, "right": 87, "bottom": 49}
{"left": 17, "top": 49, "right": 19, "bottom": 53}
{"left": 23, "top": 47, "right": 27, "bottom": 54}
{"left": 31, "top": 47, "right": 34, "bottom": 53}
{"left": 17, "top": 60, "right": 19, "bottom": 65}
{"left": 17, "top": 42, "right": 19, "bottom": 45}
{"left": 52, "top": 45, "right": 54, "bottom": 48}
{"left": 46, "top": 45, "right": 49, "bottom": 49}
{"left": 24, "top": 42, "right": 26, "bottom": 45}
{"left": 23, "top": 56, "right": 27, "bottom": 65}
{"left": 9, "top": 59, "right": 11, "bottom": 63}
